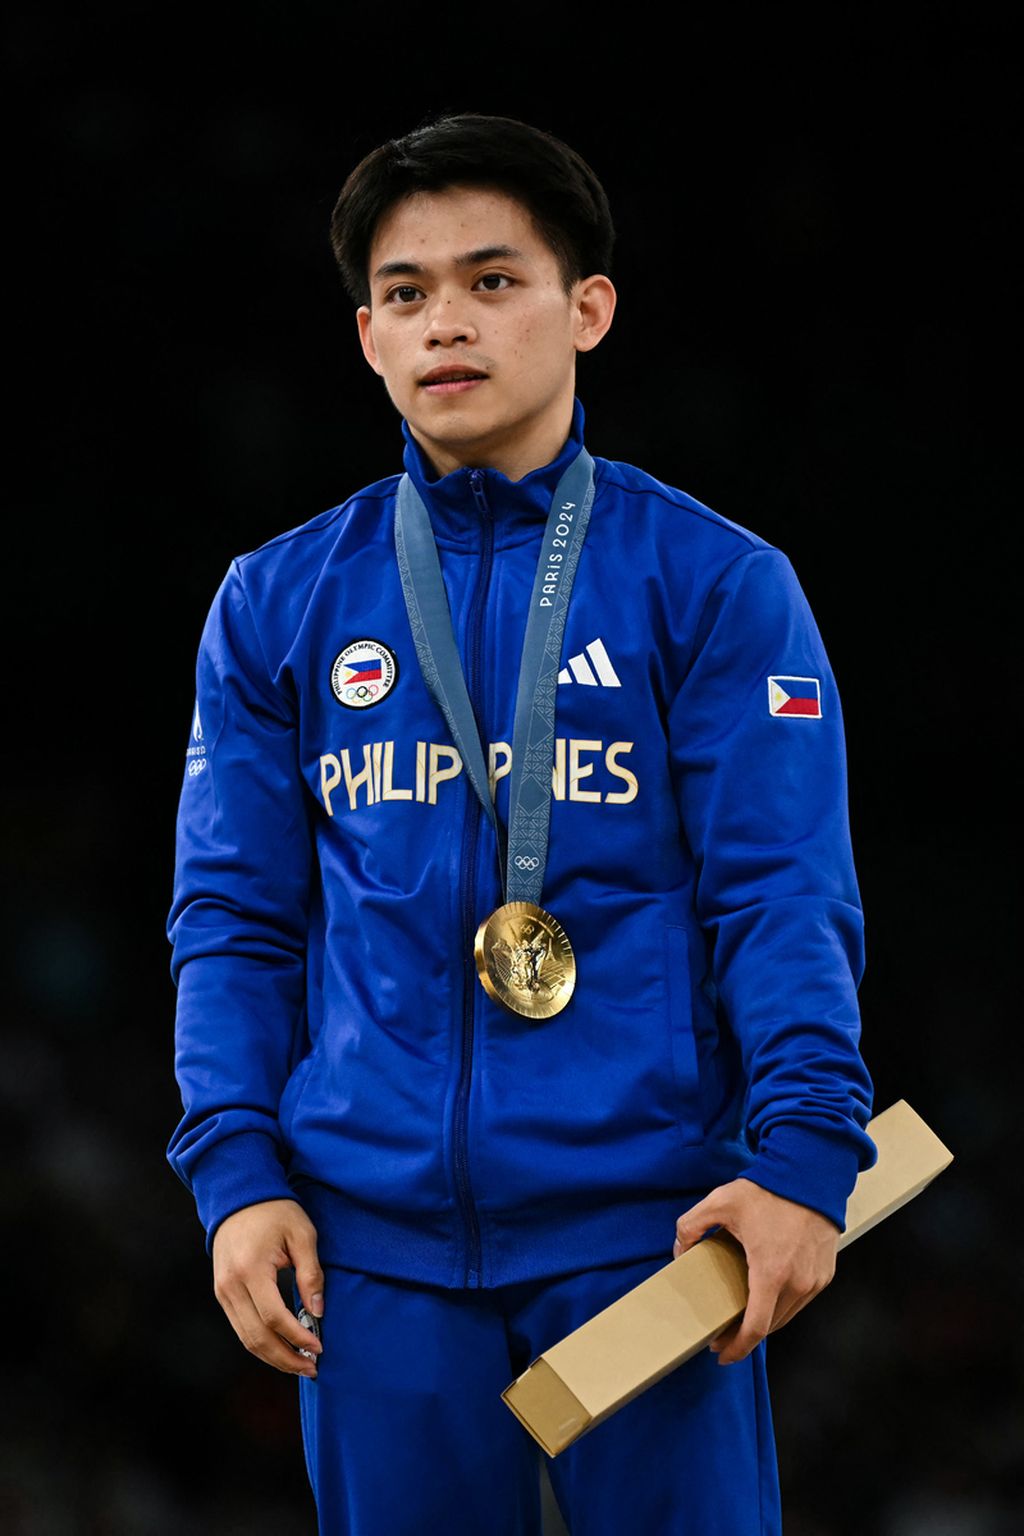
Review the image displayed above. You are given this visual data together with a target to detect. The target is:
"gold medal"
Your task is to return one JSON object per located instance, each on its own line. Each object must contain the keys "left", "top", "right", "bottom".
{"left": 474, "top": 900, "right": 576, "bottom": 1019}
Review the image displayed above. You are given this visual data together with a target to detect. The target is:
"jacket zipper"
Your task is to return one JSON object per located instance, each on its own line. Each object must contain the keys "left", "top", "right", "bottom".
{"left": 453, "top": 467, "right": 492, "bottom": 1287}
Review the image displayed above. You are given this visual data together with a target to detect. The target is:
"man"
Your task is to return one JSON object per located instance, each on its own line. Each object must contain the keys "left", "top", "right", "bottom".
{"left": 167, "top": 114, "right": 876, "bottom": 1535}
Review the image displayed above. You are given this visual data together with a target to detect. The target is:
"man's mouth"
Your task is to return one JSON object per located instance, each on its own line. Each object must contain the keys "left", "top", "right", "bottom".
{"left": 418, "top": 367, "right": 489, "bottom": 394}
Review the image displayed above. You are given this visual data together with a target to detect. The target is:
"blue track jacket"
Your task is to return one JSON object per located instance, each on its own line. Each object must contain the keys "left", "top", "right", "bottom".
{"left": 167, "top": 399, "right": 876, "bottom": 1288}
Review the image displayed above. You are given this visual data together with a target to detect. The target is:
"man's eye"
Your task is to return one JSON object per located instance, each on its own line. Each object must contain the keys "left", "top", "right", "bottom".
{"left": 387, "top": 285, "right": 424, "bottom": 304}
{"left": 475, "top": 273, "right": 513, "bottom": 292}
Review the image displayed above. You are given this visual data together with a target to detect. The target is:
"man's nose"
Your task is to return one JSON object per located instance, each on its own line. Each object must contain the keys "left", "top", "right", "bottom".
{"left": 424, "top": 293, "right": 478, "bottom": 348}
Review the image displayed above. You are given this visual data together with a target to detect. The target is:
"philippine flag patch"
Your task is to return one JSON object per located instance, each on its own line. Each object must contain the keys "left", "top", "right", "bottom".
{"left": 768, "top": 676, "right": 822, "bottom": 718}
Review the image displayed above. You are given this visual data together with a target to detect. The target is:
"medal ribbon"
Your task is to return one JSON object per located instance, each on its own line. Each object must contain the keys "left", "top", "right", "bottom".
{"left": 394, "top": 447, "right": 596, "bottom": 906}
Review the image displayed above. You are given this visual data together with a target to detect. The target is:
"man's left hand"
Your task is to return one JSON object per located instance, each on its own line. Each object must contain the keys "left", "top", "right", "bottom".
{"left": 672, "top": 1178, "right": 840, "bottom": 1365}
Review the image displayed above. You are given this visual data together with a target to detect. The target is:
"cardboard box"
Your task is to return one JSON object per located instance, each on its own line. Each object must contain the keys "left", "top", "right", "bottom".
{"left": 501, "top": 1100, "right": 953, "bottom": 1456}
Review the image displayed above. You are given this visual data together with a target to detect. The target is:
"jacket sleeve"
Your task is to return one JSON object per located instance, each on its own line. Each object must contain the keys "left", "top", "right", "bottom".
{"left": 166, "top": 559, "right": 312, "bottom": 1255}
{"left": 667, "top": 545, "right": 877, "bottom": 1231}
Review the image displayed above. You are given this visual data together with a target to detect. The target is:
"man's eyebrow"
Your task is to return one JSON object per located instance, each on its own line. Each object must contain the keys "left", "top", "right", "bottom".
{"left": 372, "top": 245, "right": 527, "bottom": 281}
{"left": 454, "top": 245, "right": 526, "bottom": 268}
{"left": 373, "top": 259, "right": 425, "bottom": 280}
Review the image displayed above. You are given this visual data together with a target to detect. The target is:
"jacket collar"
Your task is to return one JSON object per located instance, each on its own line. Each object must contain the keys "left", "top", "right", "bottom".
{"left": 400, "top": 398, "right": 587, "bottom": 551}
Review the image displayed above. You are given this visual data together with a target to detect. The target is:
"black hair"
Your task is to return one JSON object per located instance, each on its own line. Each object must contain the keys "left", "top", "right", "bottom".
{"left": 330, "top": 113, "right": 615, "bottom": 308}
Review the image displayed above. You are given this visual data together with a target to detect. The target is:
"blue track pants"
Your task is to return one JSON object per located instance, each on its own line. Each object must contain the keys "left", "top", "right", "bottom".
{"left": 294, "top": 1251, "right": 781, "bottom": 1535}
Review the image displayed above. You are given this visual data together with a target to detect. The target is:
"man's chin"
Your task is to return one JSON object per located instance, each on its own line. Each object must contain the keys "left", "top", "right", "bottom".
{"left": 405, "top": 404, "right": 510, "bottom": 465}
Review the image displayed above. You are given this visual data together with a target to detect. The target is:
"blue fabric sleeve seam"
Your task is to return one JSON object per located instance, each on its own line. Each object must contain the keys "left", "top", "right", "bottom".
{"left": 231, "top": 559, "right": 297, "bottom": 722}
{"left": 674, "top": 545, "right": 781, "bottom": 687}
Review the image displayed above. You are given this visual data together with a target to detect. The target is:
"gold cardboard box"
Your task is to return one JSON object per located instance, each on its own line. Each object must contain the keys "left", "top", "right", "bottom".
{"left": 502, "top": 1100, "right": 953, "bottom": 1456}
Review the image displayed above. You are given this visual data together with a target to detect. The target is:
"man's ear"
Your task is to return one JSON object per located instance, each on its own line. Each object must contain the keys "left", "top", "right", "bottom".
{"left": 356, "top": 305, "right": 385, "bottom": 377}
{"left": 573, "top": 275, "right": 617, "bottom": 355}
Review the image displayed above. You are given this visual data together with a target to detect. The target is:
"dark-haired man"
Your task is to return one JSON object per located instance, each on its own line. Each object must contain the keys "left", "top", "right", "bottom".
{"left": 168, "top": 114, "right": 875, "bottom": 1535}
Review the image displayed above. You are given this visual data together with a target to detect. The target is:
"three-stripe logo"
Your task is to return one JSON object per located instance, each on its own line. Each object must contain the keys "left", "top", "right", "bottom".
{"left": 557, "top": 637, "right": 621, "bottom": 687}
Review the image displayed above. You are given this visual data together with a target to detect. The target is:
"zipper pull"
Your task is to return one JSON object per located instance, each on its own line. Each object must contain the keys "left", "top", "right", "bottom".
{"left": 468, "top": 468, "right": 489, "bottom": 517}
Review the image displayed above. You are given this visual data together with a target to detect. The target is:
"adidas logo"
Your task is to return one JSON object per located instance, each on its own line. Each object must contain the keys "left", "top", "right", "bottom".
{"left": 558, "top": 637, "right": 621, "bottom": 687}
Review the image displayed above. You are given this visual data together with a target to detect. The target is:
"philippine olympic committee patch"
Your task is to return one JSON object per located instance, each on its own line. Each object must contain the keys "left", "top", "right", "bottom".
{"left": 330, "top": 638, "right": 399, "bottom": 709}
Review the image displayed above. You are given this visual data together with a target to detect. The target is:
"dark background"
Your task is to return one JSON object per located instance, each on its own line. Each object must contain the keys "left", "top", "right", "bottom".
{"left": 4, "top": 5, "right": 1017, "bottom": 1533}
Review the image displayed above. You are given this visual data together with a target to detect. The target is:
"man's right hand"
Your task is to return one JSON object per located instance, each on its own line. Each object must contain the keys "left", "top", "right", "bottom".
{"left": 212, "top": 1198, "right": 325, "bottom": 1378}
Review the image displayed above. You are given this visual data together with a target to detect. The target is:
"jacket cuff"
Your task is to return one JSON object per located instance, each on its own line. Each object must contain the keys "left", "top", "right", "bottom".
{"left": 739, "top": 1123, "right": 877, "bottom": 1233}
{"left": 189, "top": 1130, "right": 296, "bottom": 1256}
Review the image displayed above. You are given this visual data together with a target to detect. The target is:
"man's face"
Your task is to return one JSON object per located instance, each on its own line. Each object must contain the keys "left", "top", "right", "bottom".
{"left": 357, "top": 185, "right": 600, "bottom": 476}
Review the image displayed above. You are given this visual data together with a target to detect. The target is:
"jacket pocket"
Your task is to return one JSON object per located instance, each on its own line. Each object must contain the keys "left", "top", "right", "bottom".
{"left": 664, "top": 923, "right": 703, "bottom": 1146}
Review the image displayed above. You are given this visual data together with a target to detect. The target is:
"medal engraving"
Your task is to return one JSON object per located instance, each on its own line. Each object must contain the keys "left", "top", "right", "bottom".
{"left": 475, "top": 901, "right": 576, "bottom": 1019}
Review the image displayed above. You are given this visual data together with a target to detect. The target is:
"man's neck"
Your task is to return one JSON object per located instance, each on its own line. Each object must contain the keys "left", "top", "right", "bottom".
{"left": 410, "top": 397, "right": 575, "bottom": 484}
